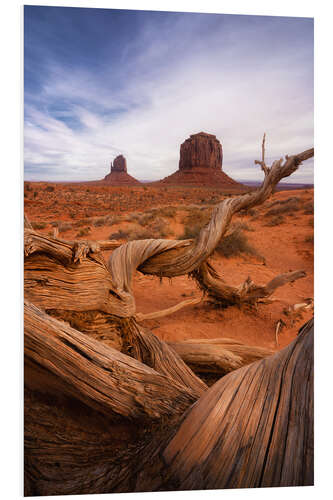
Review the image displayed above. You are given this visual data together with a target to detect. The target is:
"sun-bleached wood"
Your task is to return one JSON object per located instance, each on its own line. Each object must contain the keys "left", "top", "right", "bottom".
{"left": 168, "top": 337, "right": 274, "bottom": 376}
{"left": 24, "top": 301, "right": 201, "bottom": 421}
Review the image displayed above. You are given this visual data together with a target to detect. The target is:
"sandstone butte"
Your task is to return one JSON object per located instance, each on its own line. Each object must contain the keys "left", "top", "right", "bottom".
{"left": 103, "top": 155, "right": 141, "bottom": 185}
{"left": 157, "top": 132, "right": 246, "bottom": 190}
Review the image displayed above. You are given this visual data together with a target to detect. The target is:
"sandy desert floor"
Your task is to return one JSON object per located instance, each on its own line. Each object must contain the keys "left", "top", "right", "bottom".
{"left": 24, "top": 182, "right": 314, "bottom": 352}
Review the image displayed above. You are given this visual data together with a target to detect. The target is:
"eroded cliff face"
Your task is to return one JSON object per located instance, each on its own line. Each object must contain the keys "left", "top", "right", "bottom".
{"left": 111, "top": 155, "right": 127, "bottom": 173}
{"left": 179, "top": 132, "right": 223, "bottom": 171}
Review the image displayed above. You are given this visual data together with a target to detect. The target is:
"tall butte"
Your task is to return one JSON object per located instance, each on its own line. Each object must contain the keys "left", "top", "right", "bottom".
{"left": 159, "top": 132, "right": 245, "bottom": 190}
{"left": 103, "top": 155, "right": 140, "bottom": 185}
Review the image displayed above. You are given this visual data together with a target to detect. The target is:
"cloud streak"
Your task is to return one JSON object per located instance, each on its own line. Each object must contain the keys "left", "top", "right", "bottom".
{"left": 24, "top": 8, "right": 314, "bottom": 183}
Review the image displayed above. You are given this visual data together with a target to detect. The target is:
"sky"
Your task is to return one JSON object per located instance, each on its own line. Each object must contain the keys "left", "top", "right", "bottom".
{"left": 24, "top": 6, "right": 314, "bottom": 183}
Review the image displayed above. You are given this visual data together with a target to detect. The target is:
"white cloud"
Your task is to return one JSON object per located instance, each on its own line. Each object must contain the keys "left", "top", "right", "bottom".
{"left": 24, "top": 14, "right": 313, "bottom": 183}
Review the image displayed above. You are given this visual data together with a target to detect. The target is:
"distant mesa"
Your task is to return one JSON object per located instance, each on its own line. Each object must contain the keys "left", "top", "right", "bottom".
{"left": 158, "top": 132, "right": 246, "bottom": 189}
{"left": 103, "top": 155, "right": 140, "bottom": 185}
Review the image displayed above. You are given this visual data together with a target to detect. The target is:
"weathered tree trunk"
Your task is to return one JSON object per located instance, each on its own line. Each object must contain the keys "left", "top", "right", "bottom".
{"left": 25, "top": 318, "right": 313, "bottom": 495}
{"left": 25, "top": 301, "right": 201, "bottom": 421}
{"left": 167, "top": 337, "right": 274, "bottom": 382}
{"left": 131, "top": 318, "right": 314, "bottom": 492}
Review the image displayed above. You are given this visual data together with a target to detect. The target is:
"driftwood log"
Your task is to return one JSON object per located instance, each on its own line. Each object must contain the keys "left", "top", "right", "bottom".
{"left": 24, "top": 141, "right": 314, "bottom": 495}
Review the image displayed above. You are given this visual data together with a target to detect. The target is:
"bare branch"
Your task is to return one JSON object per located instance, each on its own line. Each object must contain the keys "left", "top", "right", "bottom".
{"left": 191, "top": 263, "right": 306, "bottom": 306}
{"left": 135, "top": 297, "right": 203, "bottom": 321}
{"left": 254, "top": 132, "right": 269, "bottom": 175}
{"left": 168, "top": 338, "right": 274, "bottom": 378}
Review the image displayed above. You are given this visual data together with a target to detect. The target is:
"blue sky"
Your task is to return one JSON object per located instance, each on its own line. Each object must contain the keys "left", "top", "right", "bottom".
{"left": 24, "top": 6, "right": 314, "bottom": 183}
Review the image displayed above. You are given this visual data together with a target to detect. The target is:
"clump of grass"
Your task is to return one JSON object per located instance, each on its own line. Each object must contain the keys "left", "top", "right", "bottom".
{"left": 179, "top": 206, "right": 214, "bottom": 240}
{"left": 31, "top": 221, "right": 47, "bottom": 230}
{"left": 109, "top": 229, "right": 129, "bottom": 240}
{"left": 264, "top": 215, "right": 285, "bottom": 226}
{"left": 92, "top": 216, "right": 108, "bottom": 227}
{"left": 205, "top": 196, "right": 221, "bottom": 205}
{"left": 76, "top": 227, "right": 91, "bottom": 237}
{"left": 232, "top": 221, "right": 254, "bottom": 232}
{"left": 109, "top": 217, "right": 170, "bottom": 241}
{"left": 215, "top": 228, "right": 261, "bottom": 259}
{"left": 267, "top": 196, "right": 300, "bottom": 208}
{"left": 88, "top": 214, "right": 121, "bottom": 227}
{"left": 182, "top": 206, "right": 212, "bottom": 226}
{"left": 157, "top": 206, "right": 177, "bottom": 218}
{"left": 75, "top": 219, "right": 88, "bottom": 227}
{"left": 303, "top": 201, "right": 314, "bottom": 215}
{"left": 125, "top": 211, "right": 155, "bottom": 225}
{"left": 58, "top": 222, "right": 73, "bottom": 233}
{"left": 239, "top": 207, "right": 257, "bottom": 217}
{"left": 149, "top": 217, "right": 169, "bottom": 238}
{"left": 179, "top": 223, "right": 202, "bottom": 240}
{"left": 264, "top": 197, "right": 300, "bottom": 217}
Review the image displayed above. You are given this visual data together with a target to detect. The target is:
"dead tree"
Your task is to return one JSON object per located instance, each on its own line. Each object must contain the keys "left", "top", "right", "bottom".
{"left": 24, "top": 142, "right": 314, "bottom": 495}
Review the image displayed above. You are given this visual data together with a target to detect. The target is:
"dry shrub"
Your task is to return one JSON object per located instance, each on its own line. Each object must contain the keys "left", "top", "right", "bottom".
{"left": 305, "top": 234, "right": 314, "bottom": 244}
{"left": 303, "top": 201, "right": 314, "bottom": 215}
{"left": 308, "top": 218, "right": 314, "bottom": 227}
{"left": 89, "top": 215, "right": 121, "bottom": 227}
{"left": 31, "top": 221, "right": 47, "bottom": 230}
{"left": 109, "top": 229, "right": 129, "bottom": 240}
{"left": 215, "top": 228, "right": 261, "bottom": 259}
{"left": 178, "top": 223, "right": 202, "bottom": 240}
{"left": 267, "top": 196, "right": 300, "bottom": 207}
{"left": 156, "top": 206, "right": 177, "bottom": 218}
{"left": 265, "top": 197, "right": 300, "bottom": 217}
{"left": 110, "top": 218, "right": 170, "bottom": 241}
{"left": 149, "top": 217, "right": 169, "bottom": 238}
{"left": 264, "top": 215, "right": 285, "bottom": 226}
{"left": 240, "top": 207, "right": 257, "bottom": 217}
{"left": 125, "top": 211, "right": 155, "bottom": 225}
{"left": 203, "top": 195, "right": 221, "bottom": 205}
{"left": 92, "top": 216, "right": 108, "bottom": 227}
{"left": 179, "top": 207, "right": 213, "bottom": 240}
{"left": 232, "top": 221, "right": 254, "bottom": 232}
{"left": 58, "top": 222, "right": 73, "bottom": 233}
{"left": 182, "top": 206, "right": 212, "bottom": 226}
{"left": 76, "top": 227, "right": 91, "bottom": 237}
{"left": 45, "top": 186, "right": 55, "bottom": 192}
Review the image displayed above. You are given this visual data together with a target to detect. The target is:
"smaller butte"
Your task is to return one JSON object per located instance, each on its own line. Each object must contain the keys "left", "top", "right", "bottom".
{"left": 103, "top": 155, "right": 141, "bottom": 185}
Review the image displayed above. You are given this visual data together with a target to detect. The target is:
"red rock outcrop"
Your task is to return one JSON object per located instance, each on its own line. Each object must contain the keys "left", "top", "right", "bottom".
{"left": 111, "top": 155, "right": 127, "bottom": 173}
{"left": 157, "top": 132, "right": 246, "bottom": 190}
{"left": 179, "top": 132, "right": 223, "bottom": 171}
{"left": 103, "top": 155, "right": 140, "bottom": 185}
